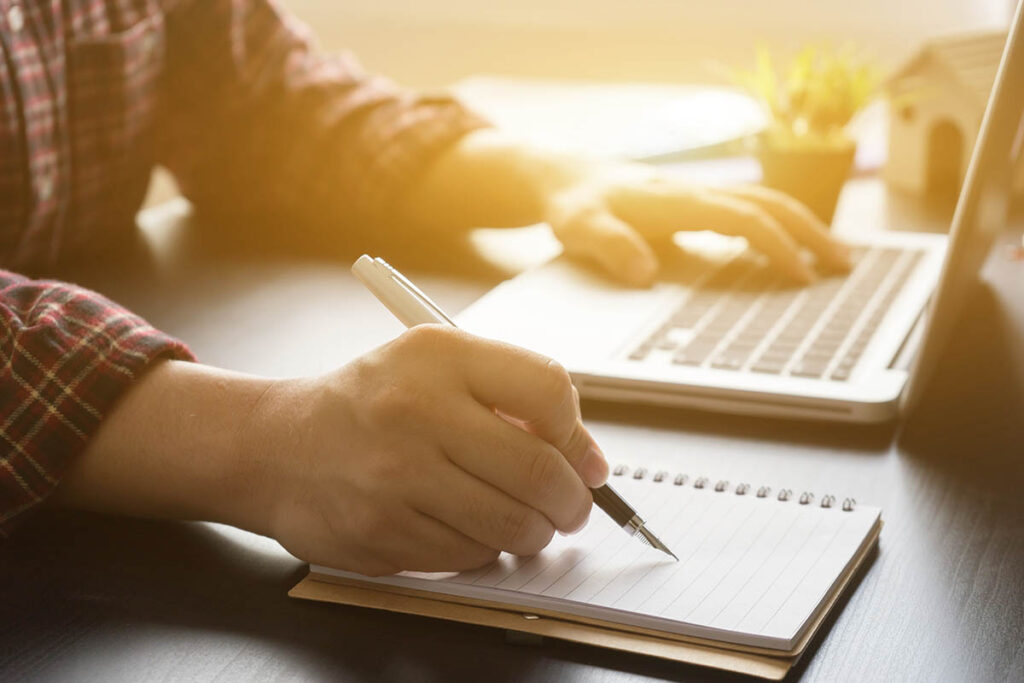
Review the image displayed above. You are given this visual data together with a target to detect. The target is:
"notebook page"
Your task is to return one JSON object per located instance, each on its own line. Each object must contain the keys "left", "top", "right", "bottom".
{"left": 313, "top": 474, "right": 880, "bottom": 651}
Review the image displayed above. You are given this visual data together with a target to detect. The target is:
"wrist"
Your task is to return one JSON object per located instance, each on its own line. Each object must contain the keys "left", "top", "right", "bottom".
{"left": 230, "top": 374, "right": 316, "bottom": 538}
{"left": 457, "top": 129, "right": 586, "bottom": 199}
{"left": 56, "top": 361, "right": 280, "bottom": 534}
{"left": 401, "top": 128, "right": 590, "bottom": 229}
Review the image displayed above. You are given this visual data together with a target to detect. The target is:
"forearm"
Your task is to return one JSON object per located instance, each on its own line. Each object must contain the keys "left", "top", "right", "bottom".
{"left": 159, "top": 0, "right": 487, "bottom": 231}
{"left": 53, "top": 360, "right": 278, "bottom": 535}
{"left": 399, "top": 129, "right": 589, "bottom": 231}
{"left": 44, "top": 323, "right": 609, "bottom": 575}
{"left": 400, "top": 126, "right": 847, "bottom": 287}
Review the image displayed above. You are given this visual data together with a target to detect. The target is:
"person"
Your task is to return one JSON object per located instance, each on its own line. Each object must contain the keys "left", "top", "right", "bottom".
{"left": 0, "top": 0, "right": 849, "bottom": 575}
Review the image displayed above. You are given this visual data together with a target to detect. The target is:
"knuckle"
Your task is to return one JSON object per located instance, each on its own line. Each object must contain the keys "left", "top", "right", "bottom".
{"left": 367, "top": 381, "right": 421, "bottom": 425}
{"left": 399, "top": 324, "right": 460, "bottom": 355}
{"left": 563, "top": 425, "right": 590, "bottom": 465}
{"left": 462, "top": 546, "right": 501, "bottom": 570}
{"left": 541, "top": 358, "right": 573, "bottom": 398}
{"left": 500, "top": 507, "right": 550, "bottom": 555}
{"left": 524, "top": 449, "right": 563, "bottom": 502}
{"left": 527, "top": 520, "right": 556, "bottom": 555}
{"left": 544, "top": 357, "right": 571, "bottom": 383}
{"left": 550, "top": 200, "right": 601, "bottom": 236}
{"left": 359, "top": 508, "right": 392, "bottom": 543}
{"left": 737, "top": 206, "right": 771, "bottom": 233}
{"left": 499, "top": 508, "right": 531, "bottom": 548}
{"left": 567, "top": 489, "right": 593, "bottom": 532}
{"left": 365, "top": 451, "right": 406, "bottom": 485}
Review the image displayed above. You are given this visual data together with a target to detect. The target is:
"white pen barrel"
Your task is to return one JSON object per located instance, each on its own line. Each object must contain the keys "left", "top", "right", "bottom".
{"left": 351, "top": 255, "right": 454, "bottom": 328}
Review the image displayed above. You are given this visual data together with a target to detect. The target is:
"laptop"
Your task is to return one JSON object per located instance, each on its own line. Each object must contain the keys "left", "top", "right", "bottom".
{"left": 456, "top": 4, "right": 1024, "bottom": 423}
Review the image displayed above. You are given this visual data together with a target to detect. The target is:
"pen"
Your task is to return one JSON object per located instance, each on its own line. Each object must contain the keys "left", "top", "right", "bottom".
{"left": 352, "top": 254, "right": 679, "bottom": 561}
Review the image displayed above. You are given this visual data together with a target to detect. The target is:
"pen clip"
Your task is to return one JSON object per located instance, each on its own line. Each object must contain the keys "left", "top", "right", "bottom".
{"left": 375, "top": 258, "right": 458, "bottom": 327}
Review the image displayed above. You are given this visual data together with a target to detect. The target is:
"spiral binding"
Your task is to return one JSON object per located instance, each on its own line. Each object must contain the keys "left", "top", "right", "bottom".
{"left": 611, "top": 465, "right": 857, "bottom": 511}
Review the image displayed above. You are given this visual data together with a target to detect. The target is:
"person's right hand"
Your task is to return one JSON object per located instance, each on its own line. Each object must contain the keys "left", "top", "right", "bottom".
{"left": 248, "top": 325, "right": 610, "bottom": 576}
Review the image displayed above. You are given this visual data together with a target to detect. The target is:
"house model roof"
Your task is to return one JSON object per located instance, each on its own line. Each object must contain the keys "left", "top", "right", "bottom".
{"left": 888, "top": 31, "right": 1007, "bottom": 105}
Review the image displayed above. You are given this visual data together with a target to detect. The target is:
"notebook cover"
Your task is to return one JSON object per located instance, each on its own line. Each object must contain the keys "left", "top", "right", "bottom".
{"left": 289, "top": 519, "right": 880, "bottom": 680}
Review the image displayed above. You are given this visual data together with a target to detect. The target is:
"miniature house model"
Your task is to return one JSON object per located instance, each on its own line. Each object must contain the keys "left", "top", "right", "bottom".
{"left": 886, "top": 31, "right": 1023, "bottom": 197}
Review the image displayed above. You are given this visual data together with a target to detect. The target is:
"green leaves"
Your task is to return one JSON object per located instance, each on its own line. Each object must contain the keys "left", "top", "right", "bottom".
{"left": 734, "top": 44, "right": 879, "bottom": 144}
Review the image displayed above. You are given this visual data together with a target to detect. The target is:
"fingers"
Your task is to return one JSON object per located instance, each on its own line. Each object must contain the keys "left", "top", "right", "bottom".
{"left": 607, "top": 183, "right": 814, "bottom": 284}
{"left": 377, "top": 510, "right": 502, "bottom": 573}
{"left": 452, "top": 333, "right": 607, "bottom": 487}
{"left": 718, "top": 185, "right": 851, "bottom": 271}
{"left": 396, "top": 327, "right": 578, "bottom": 444}
{"left": 446, "top": 401, "right": 594, "bottom": 532}
{"left": 671, "top": 193, "right": 816, "bottom": 283}
{"left": 549, "top": 201, "right": 659, "bottom": 287}
{"left": 414, "top": 461, "right": 557, "bottom": 556}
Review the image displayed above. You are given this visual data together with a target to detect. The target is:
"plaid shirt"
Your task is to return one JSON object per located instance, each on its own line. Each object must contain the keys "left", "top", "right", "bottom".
{"left": 0, "top": 0, "right": 487, "bottom": 536}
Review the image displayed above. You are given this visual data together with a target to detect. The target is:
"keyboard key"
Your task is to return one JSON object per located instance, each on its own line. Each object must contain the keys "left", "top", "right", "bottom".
{"left": 628, "top": 345, "right": 651, "bottom": 361}
{"left": 768, "top": 340, "right": 799, "bottom": 355}
{"left": 752, "top": 360, "right": 786, "bottom": 374}
{"left": 626, "top": 247, "right": 924, "bottom": 383}
{"left": 790, "top": 361, "right": 828, "bottom": 378}
{"left": 673, "top": 348, "right": 712, "bottom": 365}
{"left": 670, "top": 309, "right": 709, "bottom": 328}
{"left": 830, "top": 366, "right": 852, "bottom": 381}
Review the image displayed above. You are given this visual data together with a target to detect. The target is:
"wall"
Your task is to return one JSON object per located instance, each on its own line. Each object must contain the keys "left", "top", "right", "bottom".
{"left": 280, "top": 0, "right": 1015, "bottom": 87}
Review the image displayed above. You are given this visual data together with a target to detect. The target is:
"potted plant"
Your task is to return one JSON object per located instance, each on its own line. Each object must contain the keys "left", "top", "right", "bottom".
{"left": 735, "top": 46, "right": 878, "bottom": 223}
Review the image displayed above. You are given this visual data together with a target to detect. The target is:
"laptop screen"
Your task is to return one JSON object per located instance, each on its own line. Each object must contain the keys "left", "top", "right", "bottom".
{"left": 901, "top": 0, "right": 1024, "bottom": 413}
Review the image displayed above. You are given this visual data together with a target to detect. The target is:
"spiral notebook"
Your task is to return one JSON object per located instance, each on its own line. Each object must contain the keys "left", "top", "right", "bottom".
{"left": 291, "top": 465, "right": 881, "bottom": 679}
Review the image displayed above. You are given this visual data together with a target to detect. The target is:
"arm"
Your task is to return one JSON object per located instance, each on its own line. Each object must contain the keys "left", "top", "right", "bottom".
{"left": 1, "top": 270, "right": 605, "bottom": 573}
{"left": 400, "top": 129, "right": 853, "bottom": 286}
{"left": 156, "top": 1, "right": 846, "bottom": 286}
{"left": 157, "top": 0, "right": 487, "bottom": 234}
{"left": 0, "top": 270, "right": 193, "bottom": 537}
{"left": 55, "top": 327, "right": 607, "bottom": 575}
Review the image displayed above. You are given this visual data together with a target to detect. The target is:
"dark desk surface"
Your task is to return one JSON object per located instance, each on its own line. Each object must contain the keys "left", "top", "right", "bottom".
{"left": 2, "top": 179, "right": 1022, "bottom": 682}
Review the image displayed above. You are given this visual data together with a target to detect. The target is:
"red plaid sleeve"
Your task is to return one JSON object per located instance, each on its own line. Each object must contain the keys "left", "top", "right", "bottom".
{"left": 0, "top": 270, "right": 194, "bottom": 537}
{"left": 159, "top": 0, "right": 490, "bottom": 233}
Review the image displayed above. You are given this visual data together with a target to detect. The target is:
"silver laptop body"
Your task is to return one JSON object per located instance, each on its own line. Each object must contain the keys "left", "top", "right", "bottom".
{"left": 457, "top": 5, "right": 1023, "bottom": 423}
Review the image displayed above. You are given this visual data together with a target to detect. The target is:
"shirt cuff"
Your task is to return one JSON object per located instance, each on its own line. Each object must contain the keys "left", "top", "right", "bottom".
{"left": 311, "top": 91, "right": 491, "bottom": 228}
{"left": 347, "top": 95, "right": 491, "bottom": 218}
{"left": 0, "top": 272, "right": 195, "bottom": 537}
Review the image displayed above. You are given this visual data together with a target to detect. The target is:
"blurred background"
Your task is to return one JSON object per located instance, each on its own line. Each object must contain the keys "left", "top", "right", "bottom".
{"left": 280, "top": 0, "right": 1014, "bottom": 86}
{"left": 145, "top": 1, "right": 1020, "bottom": 209}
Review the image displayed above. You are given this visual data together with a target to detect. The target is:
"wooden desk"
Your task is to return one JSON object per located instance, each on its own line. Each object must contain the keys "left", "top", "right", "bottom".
{"left": 2, "top": 179, "right": 1022, "bottom": 682}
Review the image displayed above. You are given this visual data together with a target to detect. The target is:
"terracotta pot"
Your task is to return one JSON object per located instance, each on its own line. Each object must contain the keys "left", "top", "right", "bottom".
{"left": 756, "top": 138, "right": 856, "bottom": 225}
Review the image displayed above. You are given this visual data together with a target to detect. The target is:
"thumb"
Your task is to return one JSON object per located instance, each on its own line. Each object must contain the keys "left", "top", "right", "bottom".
{"left": 550, "top": 204, "right": 658, "bottom": 287}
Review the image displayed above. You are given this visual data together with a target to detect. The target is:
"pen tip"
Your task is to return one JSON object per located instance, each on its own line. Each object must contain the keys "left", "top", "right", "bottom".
{"left": 638, "top": 525, "right": 678, "bottom": 562}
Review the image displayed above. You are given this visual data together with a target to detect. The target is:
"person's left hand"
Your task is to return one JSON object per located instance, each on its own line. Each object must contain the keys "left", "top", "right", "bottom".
{"left": 541, "top": 168, "right": 851, "bottom": 286}
{"left": 402, "top": 129, "right": 850, "bottom": 287}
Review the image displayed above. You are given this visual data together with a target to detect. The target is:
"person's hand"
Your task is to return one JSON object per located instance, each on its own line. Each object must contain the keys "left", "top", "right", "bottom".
{"left": 248, "top": 325, "right": 608, "bottom": 576}
{"left": 543, "top": 172, "right": 851, "bottom": 287}
{"left": 56, "top": 328, "right": 606, "bottom": 577}
{"left": 403, "top": 129, "right": 851, "bottom": 287}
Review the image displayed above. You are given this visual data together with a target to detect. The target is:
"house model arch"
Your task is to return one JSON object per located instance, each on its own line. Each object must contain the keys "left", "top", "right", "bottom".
{"left": 886, "top": 31, "right": 1024, "bottom": 198}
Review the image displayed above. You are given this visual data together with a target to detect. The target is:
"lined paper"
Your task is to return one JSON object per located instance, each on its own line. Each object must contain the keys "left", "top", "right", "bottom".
{"left": 314, "top": 473, "right": 880, "bottom": 651}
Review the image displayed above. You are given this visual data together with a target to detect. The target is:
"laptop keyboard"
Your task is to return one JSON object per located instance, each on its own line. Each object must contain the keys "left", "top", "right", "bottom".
{"left": 626, "top": 247, "right": 924, "bottom": 381}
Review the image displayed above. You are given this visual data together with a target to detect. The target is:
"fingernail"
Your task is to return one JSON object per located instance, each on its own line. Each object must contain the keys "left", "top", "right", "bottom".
{"left": 580, "top": 444, "right": 609, "bottom": 488}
